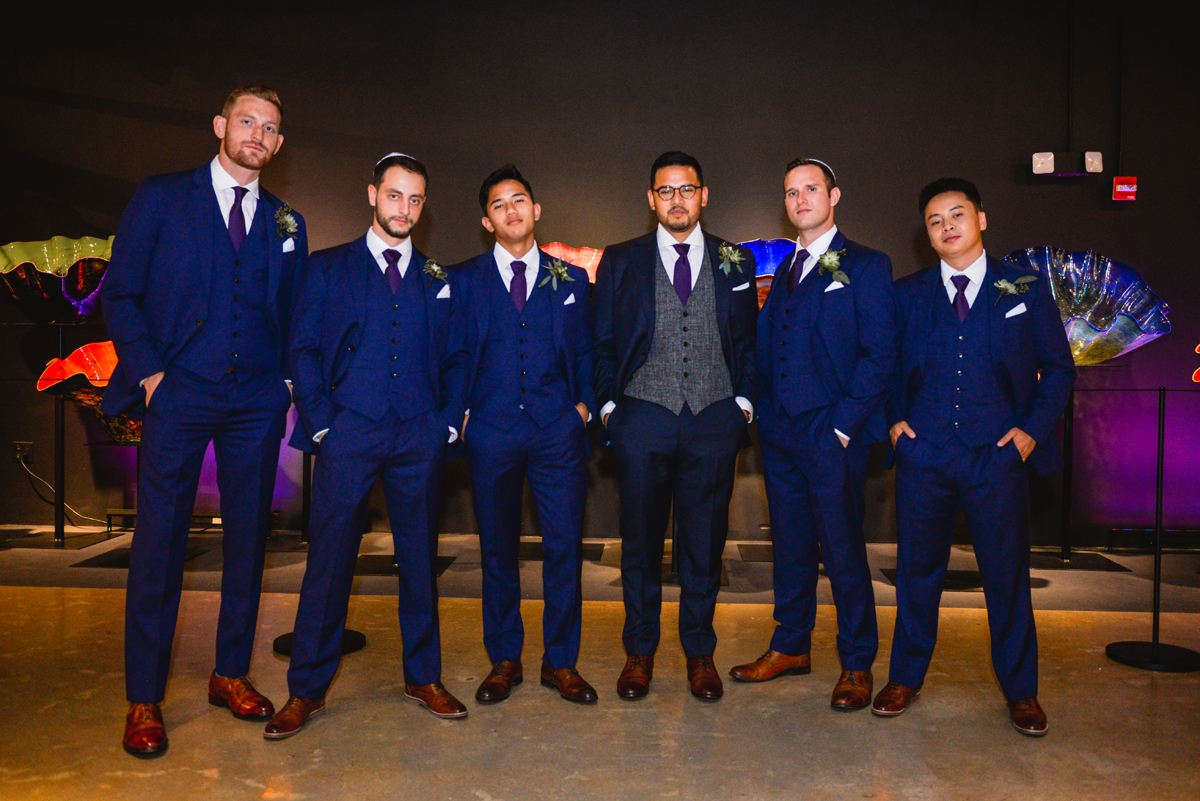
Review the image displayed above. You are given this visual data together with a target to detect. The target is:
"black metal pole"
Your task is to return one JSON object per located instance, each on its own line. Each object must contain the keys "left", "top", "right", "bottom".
{"left": 1060, "top": 388, "right": 1075, "bottom": 562}
{"left": 1151, "top": 385, "right": 1165, "bottom": 655}
{"left": 54, "top": 326, "right": 66, "bottom": 545}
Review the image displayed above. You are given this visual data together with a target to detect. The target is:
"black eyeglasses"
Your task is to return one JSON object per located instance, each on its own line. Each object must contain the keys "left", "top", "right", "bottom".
{"left": 652, "top": 184, "right": 701, "bottom": 200}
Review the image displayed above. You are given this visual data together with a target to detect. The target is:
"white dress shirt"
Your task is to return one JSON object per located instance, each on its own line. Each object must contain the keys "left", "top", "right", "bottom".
{"left": 210, "top": 157, "right": 259, "bottom": 232}
{"left": 793, "top": 225, "right": 839, "bottom": 283}
{"left": 940, "top": 250, "right": 988, "bottom": 308}
{"left": 493, "top": 241, "right": 541, "bottom": 300}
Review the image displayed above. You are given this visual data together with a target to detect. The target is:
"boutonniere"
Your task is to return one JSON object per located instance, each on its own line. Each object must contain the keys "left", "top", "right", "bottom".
{"left": 423, "top": 258, "right": 448, "bottom": 284}
{"left": 274, "top": 204, "right": 299, "bottom": 241}
{"left": 817, "top": 249, "right": 849, "bottom": 285}
{"left": 717, "top": 243, "right": 746, "bottom": 276}
{"left": 537, "top": 258, "right": 576, "bottom": 291}
{"left": 993, "top": 274, "right": 1037, "bottom": 305}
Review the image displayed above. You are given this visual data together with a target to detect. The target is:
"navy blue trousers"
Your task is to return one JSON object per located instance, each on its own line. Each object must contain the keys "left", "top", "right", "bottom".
{"left": 287, "top": 407, "right": 446, "bottom": 698}
{"left": 465, "top": 410, "right": 587, "bottom": 670}
{"left": 890, "top": 435, "right": 1038, "bottom": 701}
{"left": 611, "top": 396, "right": 744, "bottom": 658}
{"left": 125, "top": 367, "right": 290, "bottom": 704}
{"left": 759, "top": 405, "right": 877, "bottom": 670}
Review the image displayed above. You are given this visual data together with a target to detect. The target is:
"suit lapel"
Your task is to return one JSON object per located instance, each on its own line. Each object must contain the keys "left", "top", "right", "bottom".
{"left": 541, "top": 250, "right": 566, "bottom": 357}
{"left": 192, "top": 167, "right": 219, "bottom": 314}
{"left": 260, "top": 193, "right": 283, "bottom": 306}
{"left": 914, "top": 266, "right": 942, "bottom": 378}
{"left": 766, "top": 250, "right": 796, "bottom": 318}
{"left": 348, "top": 236, "right": 375, "bottom": 325}
{"left": 705, "top": 234, "right": 731, "bottom": 328}
{"left": 635, "top": 234, "right": 657, "bottom": 340}
{"left": 983, "top": 259, "right": 1004, "bottom": 368}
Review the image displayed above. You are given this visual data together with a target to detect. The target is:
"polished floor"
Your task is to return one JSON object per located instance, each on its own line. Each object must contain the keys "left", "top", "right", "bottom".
{"left": 1, "top": 529, "right": 1199, "bottom": 800}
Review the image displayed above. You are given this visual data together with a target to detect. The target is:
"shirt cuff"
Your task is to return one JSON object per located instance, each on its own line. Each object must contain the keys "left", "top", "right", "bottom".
{"left": 735, "top": 396, "right": 754, "bottom": 423}
{"left": 600, "top": 400, "right": 617, "bottom": 424}
{"left": 447, "top": 427, "right": 458, "bottom": 444}
{"left": 313, "top": 428, "right": 329, "bottom": 443}
{"left": 834, "top": 427, "right": 848, "bottom": 445}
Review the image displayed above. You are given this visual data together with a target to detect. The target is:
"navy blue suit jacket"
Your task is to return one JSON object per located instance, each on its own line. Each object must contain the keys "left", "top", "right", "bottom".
{"left": 593, "top": 230, "right": 758, "bottom": 445}
{"left": 757, "top": 231, "right": 896, "bottom": 444}
{"left": 452, "top": 249, "right": 595, "bottom": 419}
{"left": 286, "top": 235, "right": 467, "bottom": 453}
{"left": 101, "top": 163, "right": 307, "bottom": 417}
{"left": 887, "top": 257, "right": 1076, "bottom": 476}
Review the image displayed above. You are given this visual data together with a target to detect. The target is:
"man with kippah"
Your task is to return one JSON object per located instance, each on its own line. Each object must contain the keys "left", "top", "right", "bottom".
{"left": 264, "top": 153, "right": 469, "bottom": 739}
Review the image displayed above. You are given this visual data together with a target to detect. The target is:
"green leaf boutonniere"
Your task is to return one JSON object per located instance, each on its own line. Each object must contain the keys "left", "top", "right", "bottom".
{"left": 423, "top": 258, "right": 448, "bottom": 284}
{"left": 717, "top": 243, "right": 746, "bottom": 276}
{"left": 274, "top": 204, "right": 299, "bottom": 241}
{"left": 537, "top": 258, "right": 577, "bottom": 291}
{"left": 817, "top": 249, "right": 850, "bottom": 285}
{"left": 993, "top": 274, "right": 1037, "bottom": 305}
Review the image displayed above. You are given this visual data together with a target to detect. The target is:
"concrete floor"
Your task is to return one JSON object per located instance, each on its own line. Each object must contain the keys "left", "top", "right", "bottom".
{"left": 1, "top": 529, "right": 1199, "bottom": 799}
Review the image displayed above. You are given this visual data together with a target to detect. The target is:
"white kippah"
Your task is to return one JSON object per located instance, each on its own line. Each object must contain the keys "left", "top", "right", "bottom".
{"left": 805, "top": 158, "right": 837, "bottom": 183}
{"left": 376, "top": 152, "right": 414, "bottom": 167}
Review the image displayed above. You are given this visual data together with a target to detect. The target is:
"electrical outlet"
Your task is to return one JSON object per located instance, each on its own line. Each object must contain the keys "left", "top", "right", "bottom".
{"left": 13, "top": 441, "right": 33, "bottom": 462}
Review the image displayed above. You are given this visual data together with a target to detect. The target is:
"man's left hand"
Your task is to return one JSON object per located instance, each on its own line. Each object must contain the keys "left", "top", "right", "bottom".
{"left": 576, "top": 402, "right": 589, "bottom": 426}
{"left": 997, "top": 427, "right": 1036, "bottom": 461}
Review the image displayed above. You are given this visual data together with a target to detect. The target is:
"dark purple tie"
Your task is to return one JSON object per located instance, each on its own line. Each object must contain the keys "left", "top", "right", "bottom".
{"left": 672, "top": 244, "right": 691, "bottom": 306}
{"left": 511, "top": 260, "right": 527, "bottom": 313}
{"left": 228, "top": 186, "right": 248, "bottom": 252}
{"left": 788, "top": 249, "right": 811, "bottom": 296}
{"left": 383, "top": 249, "right": 402, "bottom": 294}
{"left": 951, "top": 274, "right": 971, "bottom": 322}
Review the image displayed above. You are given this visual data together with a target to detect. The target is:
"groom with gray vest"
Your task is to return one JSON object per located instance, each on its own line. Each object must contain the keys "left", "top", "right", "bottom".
{"left": 594, "top": 151, "right": 758, "bottom": 700}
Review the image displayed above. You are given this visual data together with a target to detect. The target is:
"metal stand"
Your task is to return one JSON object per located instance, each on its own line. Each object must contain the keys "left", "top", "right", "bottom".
{"left": 1060, "top": 388, "right": 1075, "bottom": 562}
{"left": 1106, "top": 387, "right": 1200, "bottom": 672}
{"left": 54, "top": 325, "right": 66, "bottom": 546}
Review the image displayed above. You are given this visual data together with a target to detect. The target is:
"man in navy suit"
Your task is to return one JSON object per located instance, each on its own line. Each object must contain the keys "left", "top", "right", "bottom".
{"left": 102, "top": 86, "right": 305, "bottom": 757}
{"left": 730, "top": 159, "right": 895, "bottom": 710}
{"left": 594, "top": 151, "right": 758, "bottom": 700}
{"left": 873, "top": 178, "right": 1074, "bottom": 736}
{"left": 263, "top": 153, "right": 469, "bottom": 739}
{"left": 454, "top": 165, "right": 597, "bottom": 705}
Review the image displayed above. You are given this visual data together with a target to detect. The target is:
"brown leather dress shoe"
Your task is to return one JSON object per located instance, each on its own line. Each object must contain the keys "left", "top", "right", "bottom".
{"left": 475, "top": 659, "right": 523, "bottom": 703}
{"left": 123, "top": 703, "right": 167, "bottom": 757}
{"left": 1008, "top": 697, "right": 1048, "bottom": 736}
{"left": 264, "top": 696, "right": 325, "bottom": 740}
{"left": 405, "top": 681, "right": 468, "bottom": 719}
{"left": 831, "top": 670, "right": 873, "bottom": 710}
{"left": 208, "top": 671, "right": 275, "bottom": 720}
{"left": 871, "top": 681, "right": 920, "bottom": 717}
{"left": 541, "top": 663, "right": 598, "bottom": 703}
{"left": 617, "top": 655, "right": 654, "bottom": 699}
{"left": 686, "top": 656, "right": 724, "bottom": 700}
{"left": 729, "top": 649, "right": 811, "bottom": 682}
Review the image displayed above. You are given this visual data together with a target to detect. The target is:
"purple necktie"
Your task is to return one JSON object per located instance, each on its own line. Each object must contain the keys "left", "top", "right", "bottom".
{"left": 951, "top": 274, "right": 971, "bottom": 322}
{"left": 672, "top": 244, "right": 691, "bottom": 306}
{"left": 228, "top": 186, "right": 248, "bottom": 252}
{"left": 788, "top": 249, "right": 811, "bottom": 296}
{"left": 511, "top": 260, "right": 527, "bottom": 313}
{"left": 383, "top": 249, "right": 402, "bottom": 294}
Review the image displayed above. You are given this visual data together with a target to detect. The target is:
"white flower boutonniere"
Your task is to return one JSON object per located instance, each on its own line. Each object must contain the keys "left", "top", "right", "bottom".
{"left": 423, "top": 258, "right": 448, "bottom": 284}
{"left": 717, "top": 243, "right": 746, "bottom": 276}
{"left": 993, "top": 274, "right": 1037, "bottom": 305}
{"left": 817, "top": 249, "right": 849, "bottom": 285}
{"left": 537, "top": 258, "right": 576, "bottom": 291}
{"left": 274, "top": 204, "right": 299, "bottom": 241}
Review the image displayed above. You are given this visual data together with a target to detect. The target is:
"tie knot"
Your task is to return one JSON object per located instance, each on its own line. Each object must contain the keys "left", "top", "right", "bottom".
{"left": 383, "top": 249, "right": 401, "bottom": 268}
{"left": 673, "top": 244, "right": 689, "bottom": 258}
{"left": 233, "top": 185, "right": 248, "bottom": 203}
{"left": 796, "top": 249, "right": 811, "bottom": 266}
{"left": 511, "top": 260, "right": 526, "bottom": 275}
{"left": 951, "top": 274, "right": 970, "bottom": 292}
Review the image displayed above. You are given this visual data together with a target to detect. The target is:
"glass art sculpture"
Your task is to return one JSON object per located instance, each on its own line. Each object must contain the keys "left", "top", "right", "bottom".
{"left": 738, "top": 238, "right": 796, "bottom": 310}
{"left": 543, "top": 243, "right": 604, "bottom": 283}
{"left": 1003, "top": 247, "right": 1171, "bottom": 365}
{"left": 37, "top": 341, "right": 141, "bottom": 444}
{"left": 0, "top": 236, "right": 114, "bottom": 324}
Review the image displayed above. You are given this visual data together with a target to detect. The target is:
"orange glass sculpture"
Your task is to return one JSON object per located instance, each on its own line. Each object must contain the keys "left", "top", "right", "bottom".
{"left": 543, "top": 243, "right": 604, "bottom": 283}
{"left": 37, "top": 341, "right": 141, "bottom": 443}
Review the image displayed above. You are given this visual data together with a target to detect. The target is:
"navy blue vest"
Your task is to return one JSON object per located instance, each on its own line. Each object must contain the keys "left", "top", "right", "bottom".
{"left": 175, "top": 192, "right": 275, "bottom": 381}
{"left": 908, "top": 290, "right": 1010, "bottom": 448}
{"left": 771, "top": 264, "right": 835, "bottom": 417}
{"left": 337, "top": 258, "right": 436, "bottom": 422}
{"left": 469, "top": 270, "right": 570, "bottom": 431}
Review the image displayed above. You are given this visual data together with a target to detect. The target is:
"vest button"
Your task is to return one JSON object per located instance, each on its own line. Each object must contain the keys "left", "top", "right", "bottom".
{"left": 477, "top": 369, "right": 483, "bottom": 376}
{"left": 683, "top": 342, "right": 689, "bottom": 347}
{"left": 349, "top": 346, "right": 356, "bottom": 352}
{"left": 233, "top": 314, "right": 240, "bottom": 321}
{"left": 234, "top": 259, "right": 241, "bottom": 266}
{"left": 519, "top": 322, "right": 526, "bottom": 328}
{"left": 782, "top": 324, "right": 789, "bottom": 330}
{"left": 232, "top": 352, "right": 238, "bottom": 358}
{"left": 393, "top": 304, "right": 399, "bottom": 310}
{"left": 519, "top": 338, "right": 526, "bottom": 344}
{"left": 955, "top": 404, "right": 961, "bottom": 410}
{"left": 391, "top": 355, "right": 398, "bottom": 361}
{"left": 232, "top": 331, "right": 239, "bottom": 338}
{"left": 520, "top": 387, "right": 526, "bottom": 393}
{"left": 393, "top": 321, "right": 399, "bottom": 326}
{"left": 954, "top": 422, "right": 960, "bottom": 428}
{"left": 682, "top": 326, "right": 688, "bottom": 332}
{"left": 780, "top": 341, "right": 787, "bottom": 347}
{"left": 780, "top": 356, "right": 787, "bottom": 362}
{"left": 683, "top": 372, "right": 689, "bottom": 378}
{"left": 391, "top": 372, "right": 397, "bottom": 378}
{"left": 958, "top": 353, "right": 963, "bottom": 358}
{"left": 519, "top": 404, "right": 525, "bottom": 410}
{"left": 391, "top": 339, "right": 398, "bottom": 344}
{"left": 958, "top": 335, "right": 965, "bottom": 341}
{"left": 234, "top": 277, "right": 241, "bottom": 283}
{"left": 331, "top": 382, "right": 338, "bottom": 390}
{"left": 682, "top": 357, "right": 689, "bottom": 363}
{"left": 780, "top": 372, "right": 786, "bottom": 378}
{"left": 233, "top": 295, "right": 240, "bottom": 302}
{"left": 196, "top": 319, "right": 204, "bottom": 326}
{"left": 520, "top": 370, "right": 527, "bottom": 376}
{"left": 956, "top": 370, "right": 963, "bottom": 376}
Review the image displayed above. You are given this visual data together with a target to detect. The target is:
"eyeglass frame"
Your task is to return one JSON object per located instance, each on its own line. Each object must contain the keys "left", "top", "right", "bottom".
{"left": 651, "top": 183, "right": 702, "bottom": 200}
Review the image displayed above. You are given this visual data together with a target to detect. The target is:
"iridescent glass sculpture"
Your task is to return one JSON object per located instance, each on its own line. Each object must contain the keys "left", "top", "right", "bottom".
{"left": 0, "top": 236, "right": 113, "bottom": 324}
{"left": 738, "top": 238, "right": 795, "bottom": 309}
{"left": 37, "top": 340, "right": 141, "bottom": 443}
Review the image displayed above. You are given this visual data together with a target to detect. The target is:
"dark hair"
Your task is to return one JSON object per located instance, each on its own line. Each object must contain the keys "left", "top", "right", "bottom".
{"left": 373, "top": 155, "right": 429, "bottom": 190}
{"left": 785, "top": 158, "right": 836, "bottom": 191}
{"left": 221, "top": 85, "right": 282, "bottom": 119}
{"left": 650, "top": 151, "right": 704, "bottom": 187}
{"left": 479, "top": 164, "right": 534, "bottom": 211}
{"left": 919, "top": 178, "right": 982, "bottom": 214}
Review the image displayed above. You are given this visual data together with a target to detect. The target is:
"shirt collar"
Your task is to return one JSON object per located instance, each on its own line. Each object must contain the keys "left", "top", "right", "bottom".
{"left": 796, "top": 225, "right": 838, "bottom": 258}
{"left": 656, "top": 223, "right": 705, "bottom": 254}
{"left": 210, "top": 156, "right": 260, "bottom": 199}
{"left": 366, "top": 227, "right": 412, "bottom": 263}
{"left": 493, "top": 241, "right": 540, "bottom": 272}
{"left": 940, "top": 250, "right": 988, "bottom": 288}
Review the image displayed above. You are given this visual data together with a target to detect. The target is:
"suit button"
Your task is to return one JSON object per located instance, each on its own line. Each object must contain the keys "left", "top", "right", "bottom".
{"left": 234, "top": 277, "right": 241, "bottom": 283}
{"left": 349, "top": 346, "right": 355, "bottom": 352}
{"left": 232, "top": 331, "right": 239, "bottom": 338}
{"left": 785, "top": 308, "right": 791, "bottom": 315}
{"left": 520, "top": 387, "right": 526, "bottom": 393}
{"left": 196, "top": 319, "right": 204, "bottom": 326}
{"left": 958, "top": 354, "right": 964, "bottom": 358}
{"left": 682, "top": 326, "right": 688, "bottom": 332}
{"left": 519, "top": 404, "right": 525, "bottom": 410}
{"left": 955, "top": 404, "right": 961, "bottom": 410}
{"left": 392, "top": 339, "right": 398, "bottom": 344}
{"left": 954, "top": 422, "right": 960, "bottom": 428}
{"left": 956, "top": 370, "right": 963, "bottom": 376}
{"left": 330, "top": 382, "right": 338, "bottom": 390}
{"left": 780, "top": 356, "right": 787, "bottom": 362}
{"left": 391, "top": 355, "right": 398, "bottom": 361}
{"left": 682, "top": 311, "right": 689, "bottom": 318}
{"left": 234, "top": 259, "right": 241, "bottom": 266}
{"left": 640, "top": 349, "right": 648, "bottom": 356}
{"left": 956, "top": 387, "right": 962, "bottom": 392}
{"left": 683, "top": 342, "right": 689, "bottom": 347}
{"left": 391, "top": 373, "right": 397, "bottom": 378}
{"left": 233, "top": 295, "right": 240, "bottom": 302}
{"left": 233, "top": 314, "right": 240, "bottom": 321}
{"left": 683, "top": 372, "right": 689, "bottom": 378}
{"left": 520, "top": 370, "right": 527, "bottom": 376}
{"left": 231, "top": 352, "right": 238, "bottom": 358}
{"left": 393, "top": 321, "right": 399, "bottom": 326}
{"left": 782, "top": 324, "right": 789, "bottom": 330}
{"left": 519, "top": 354, "right": 526, "bottom": 360}
{"left": 477, "top": 369, "right": 483, "bottom": 376}
{"left": 780, "top": 341, "right": 786, "bottom": 347}
{"left": 519, "top": 338, "right": 526, "bottom": 344}
{"left": 780, "top": 372, "right": 787, "bottom": 378}
{"left": 682, "top": 357, "right": 689, "bottom": 363}
{"left": 393, "top": 304, "right": 399, "bottom": 310}
{"left": 958, "top": 335, "right": 965, "bottom": 341}
{"left": 519, "top": 322, "right": 526, "bottom": 328}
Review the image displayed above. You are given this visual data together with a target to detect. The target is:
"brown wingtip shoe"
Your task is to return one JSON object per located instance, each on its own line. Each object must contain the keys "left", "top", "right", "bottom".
{"left": 831, "top": 670, "right": 873, "bottom": 710}
{"left": 871, "top": 681, "right": 920, "bottom": 717}
{"left": 1008, "top": 697, "right": 1048, "bottom": 736}
{"left": 617, "top": 655, "right": 654, "bottom": 699}
{"left": 123, "top": 703, "right": 168, "bottom": 757}
{"left": 686, "top": 656, "right": 723, "bottom": 700}
{"left": 541, "top": 663, "right": 599, "bottom": 703}
{"left": 264, "top": 696, "right": 325, "bottom": 740}
{"left": 475, "top": 659, "right": 524, "bottom": 703}
{"left": 208, "top": 671, "right": 275, "bottom": 720}
{"left": 729, "top": 649, "right": 811, "bottom": 682}
{"left": 405, "top": 681, "right": 468, "bottom": 719}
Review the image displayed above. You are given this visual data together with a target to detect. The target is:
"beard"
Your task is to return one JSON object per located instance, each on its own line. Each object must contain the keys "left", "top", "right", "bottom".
{"left": 224, "top": 140, "right": 274, "bottom": 172}
{"left": 665, "top": 206, "right": 693, "bottom": 232}
{"left": 377, "top": 208, "right": 414, "bottom": 240}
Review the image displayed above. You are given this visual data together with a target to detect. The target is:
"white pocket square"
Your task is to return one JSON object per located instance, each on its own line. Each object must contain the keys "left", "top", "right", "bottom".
{"left": 732, "top": 282, "right": 750, "bottom": 292}
{"left": 436, "top": 284, "right": 450, "bottom": 299}
{"left": 824, "top": 281, "right": 845, "bottom": 293}
{"left": 564, "top": 293, "right": 576, "bottom": 306}
{"left": 1005, "top": 302, "right": 1026, "bottom": 318}
{"left": 282, "top": 238, "right": 295, "bottom": 253}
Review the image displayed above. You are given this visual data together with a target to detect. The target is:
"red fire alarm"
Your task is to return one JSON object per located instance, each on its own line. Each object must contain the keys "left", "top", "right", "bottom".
{"left": 1113, "top": 176, "right": 1137, "bottom": 201}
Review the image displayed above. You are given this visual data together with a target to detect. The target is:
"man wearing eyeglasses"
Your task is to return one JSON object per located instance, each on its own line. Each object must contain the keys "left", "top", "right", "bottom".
{"left": 593, "top": 151, "right": 758, "bottom": 700}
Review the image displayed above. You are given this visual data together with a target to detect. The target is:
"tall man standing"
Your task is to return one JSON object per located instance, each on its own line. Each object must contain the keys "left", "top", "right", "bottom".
{"left": 263, "top": 153, "right": 469, "bottom": 740}
{"left": 594, "top": 152, "right": 758, "bottom": 700}
{"left": 875, "top": 178, "right": 1074, "bottom": 735}
{"left": 730, "top": 159, "right": 895, "bottom": 710}
{"left": 102, "top": 86, "right": 306, "bottom": 756}
{"left": 455, "top": 165, "right": 597, "bottom": 705}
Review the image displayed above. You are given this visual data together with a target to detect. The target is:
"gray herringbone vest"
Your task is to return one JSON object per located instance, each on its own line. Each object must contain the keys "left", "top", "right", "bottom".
{"left": 624, "top": 243, "right": 732, "bottom": 415}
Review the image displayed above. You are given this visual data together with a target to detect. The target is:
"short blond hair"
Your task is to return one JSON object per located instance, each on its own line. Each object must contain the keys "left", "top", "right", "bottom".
{"left": 221, "top": 85, "right": 282, "bottom": 120}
